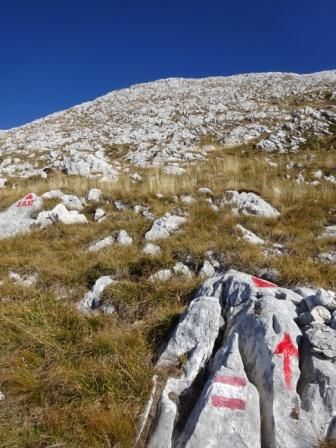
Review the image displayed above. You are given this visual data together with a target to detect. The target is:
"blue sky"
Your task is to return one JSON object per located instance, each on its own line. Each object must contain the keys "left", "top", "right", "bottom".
{"left": 1, "top": 0, "right": 335, "bottom": 129}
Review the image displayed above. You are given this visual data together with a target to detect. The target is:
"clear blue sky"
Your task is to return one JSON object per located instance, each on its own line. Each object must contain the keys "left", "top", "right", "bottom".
{"left": 1, "top": 0, "right": 335, "bottom": 129}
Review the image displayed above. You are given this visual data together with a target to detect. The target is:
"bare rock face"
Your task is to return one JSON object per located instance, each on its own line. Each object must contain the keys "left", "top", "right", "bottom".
{"left": 176, "top": 334, "right": 261, "bottom": 448}
{"left": 0, "top": 193, "right": 43, "bottom": 239}
{"left": 145, "top": 269, "right": 336, "bottom": 448}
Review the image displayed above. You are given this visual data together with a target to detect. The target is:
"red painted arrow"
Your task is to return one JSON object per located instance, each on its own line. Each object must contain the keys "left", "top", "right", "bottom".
{"left": 273, "top": 333, "right": 299, "bottom": 390}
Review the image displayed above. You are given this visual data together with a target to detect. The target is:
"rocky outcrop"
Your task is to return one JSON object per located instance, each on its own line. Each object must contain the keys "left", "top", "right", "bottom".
{"left": 0, "top": 193, "right": 43, "bottom": 239}
{"left": 1, "top": 71, "right": 335, "bottom": 178}
{"left": 144, "top": 269, "right": 336, "bottom": 448}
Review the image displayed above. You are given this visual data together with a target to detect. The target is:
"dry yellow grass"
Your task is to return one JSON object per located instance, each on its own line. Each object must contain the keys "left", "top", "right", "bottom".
{"left": 0, "top": 141, "right": 335, "bottom": 446}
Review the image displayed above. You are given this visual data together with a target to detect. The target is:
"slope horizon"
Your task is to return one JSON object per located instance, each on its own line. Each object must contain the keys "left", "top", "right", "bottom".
{"left": 1, "top": 0, "right": 336, "bottom": 129}
{"left": 2, "top": 68, "right": 336, "bottom": 132}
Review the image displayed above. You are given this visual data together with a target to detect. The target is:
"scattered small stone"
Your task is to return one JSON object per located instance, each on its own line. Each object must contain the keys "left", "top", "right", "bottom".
{"left": 180, "top": 194, "right": 196, "bottom": 205}
{"left": 149, "top": 269, "right": 172, "bottom": 282}
{"left": 76, "top": 276, "right": 114, "bottom": 314}
{"left": 145, "top": 213, "right": 187, "bottom": 240}
{"left": 0, "top": 178, "right": 8, "bottom": 188}
{"left": 94, "top": 208, "right": 106, "bottom": 222}
{"left": 317, "top": 252, "right": 336, "bottom": 264}
{"left": 236, "top": 224, "right": 265, "bottom": 244}
{"left": 87, "top": 188, "right": 102, "bottom": 202}
{"left": 88, "top": 236, "right": 114, "bottom": 252}
{"left": 199, "top": 260, "right": 216, "bottom": 279}
{"left": 142, "top": 243, "right": 161, "bottom": 255}
{"left": 320, "top": 225, "right": 336, "bottom": 239}
{"left": 163, "top": 165, "right": 186, "bottom": 175}
{"left": 115, "top": 229, "right": 133, "bottom": 246}
{"left": 173, "top": 262, "right": 193, "bottom": 278}
{"left": 114, "top": 200, "right": 128, "bottom": 211}
{"left": 198, "top": 187, "right": 213, "bottom": 195}
{"left": 8, "top": 271, "right": 38, "bottom": 287}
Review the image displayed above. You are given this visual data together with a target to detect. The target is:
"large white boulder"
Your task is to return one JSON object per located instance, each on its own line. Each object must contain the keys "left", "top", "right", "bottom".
{"left": 0, "top": 193, "right": 43, "bottom": 239}
{"left": 220, "top": 190, "right": 280, "bottom": 218}
{"left": 148, "top": 268, "right": 335, "bottom": 447}
{"left": 36, "top": 204, "right": 87, "bottom": 227}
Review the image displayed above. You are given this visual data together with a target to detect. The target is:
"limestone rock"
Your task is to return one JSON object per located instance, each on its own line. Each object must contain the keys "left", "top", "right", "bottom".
{"left": 173, "top": 262, "right": 193, "bottom": 278}
{"left": 115, "top": 229, "right": 133, "bottom": 245}
{"left": 87, "top": 188, "right": 102, "bottom": 202}
{"left": 8, "top": 271, "right": 38, "bottom": 287}
{"left": 149, "top": 269, "right": 172, "bottom": 282}
{"left": 36, "top": 204, "right": 88, "bottom": 227}
{"left": 220, "top": 190, "right": 280, "bottom": 218}
{"left": 0, "top": 193, "right": 43, "bottom": 239}
{"left": 177, "top": 334, "right": 261, "bottom": 448}
{"left": 94, "top": 208, "right": 106, "bottom": 222}
{"left": 76, "top": 276, "right": 114, "bottom": 314}
{"left": 199, "top": 260, "right": 216, "bottom": 279}
{"left": 236, "top": 223, "right": 265, "bottom": 244}
{"left": 142, "top": 243, "right": 161, "bottom": 255}
{"left": 88, "top": 236, "right": 114, "bottom": 252}
{"left": 304, "top": 324, "right": 336, "bottom": 358}
{"left": 145, "top": 213, "right": 187, "bottom": 240}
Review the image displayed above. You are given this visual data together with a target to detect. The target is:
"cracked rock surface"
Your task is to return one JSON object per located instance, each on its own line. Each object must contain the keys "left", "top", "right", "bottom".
{"left": 145, "top": 269, "right": 336, "bottom": 448}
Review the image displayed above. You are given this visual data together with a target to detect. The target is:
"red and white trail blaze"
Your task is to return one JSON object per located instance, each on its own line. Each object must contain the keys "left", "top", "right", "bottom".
{"left": 252, "top": 276, "right": 278, "bottom": 288}
{"left": 211, "top": 374, "right": 247, "bottom": 411}
{"left": 16, "top": 193, "right": 35, "bottom": 208}
{"left": 273, "top": 333, "right": 299, "bottom": 390}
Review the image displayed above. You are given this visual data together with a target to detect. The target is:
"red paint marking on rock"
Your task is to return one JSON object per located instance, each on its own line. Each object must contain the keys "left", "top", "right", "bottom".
{"left": 16, "top": 193, "right": 35, "bottom": 208}
{"left": 24, "top": 193, "right": 34, "bottom": 200}
{"left": 252, "top": 276, "right": 278, "bottom": 288}
{"left": 273, "top": 333, "right": 299, "bottom": 390}
{"left": 211, "top": 395, "right": 246, "bottom": 410}
{"left": 214, "top": 374, "right": 247, "bottom": 387}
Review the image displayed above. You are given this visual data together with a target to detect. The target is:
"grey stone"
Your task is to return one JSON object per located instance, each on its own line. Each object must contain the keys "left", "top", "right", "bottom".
{"left": 304, "top": 324, "right": 336, "bottom": 358}
{"left": 115, "top": 229, "right": 133, "bottom": 246}
{"left": 149, "top": 269, "right": 172, "bottom": 282}
{"left": 142, "top": 243, "right": 161, "bottom": 256}
{"left": 220, "top": 190, "right": 280, "bottom": 218}
{"left": 87, "top": 188, "right": 102, "bottom": 202}
{"left": 87, "top": 236, "right": 114, "bottom": 252}
{"left": 173, "top": 262, "right": 193, "bottom": 278}
{"left": 0, "top": 193, "right": 43, "bottom": 239}
{"left": 36, "top": 204, "right": 88, "bottom": 227}
{"left": 236, "top": 223, "right": 265, "bottom": 244}
{"left": 145, "top": 213, "right": 187, "bottom": 240}
{"left": 199, "top": 260, "right": 216, "bottom": 279}
{"left": 76, "top": 276, "right": 114, "bottom": 314}
{"left": 177, "top": 334, "right": 261, "bottom": 448}
{"left": 94, "top": 208, "right": 106, "bottom": 222}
